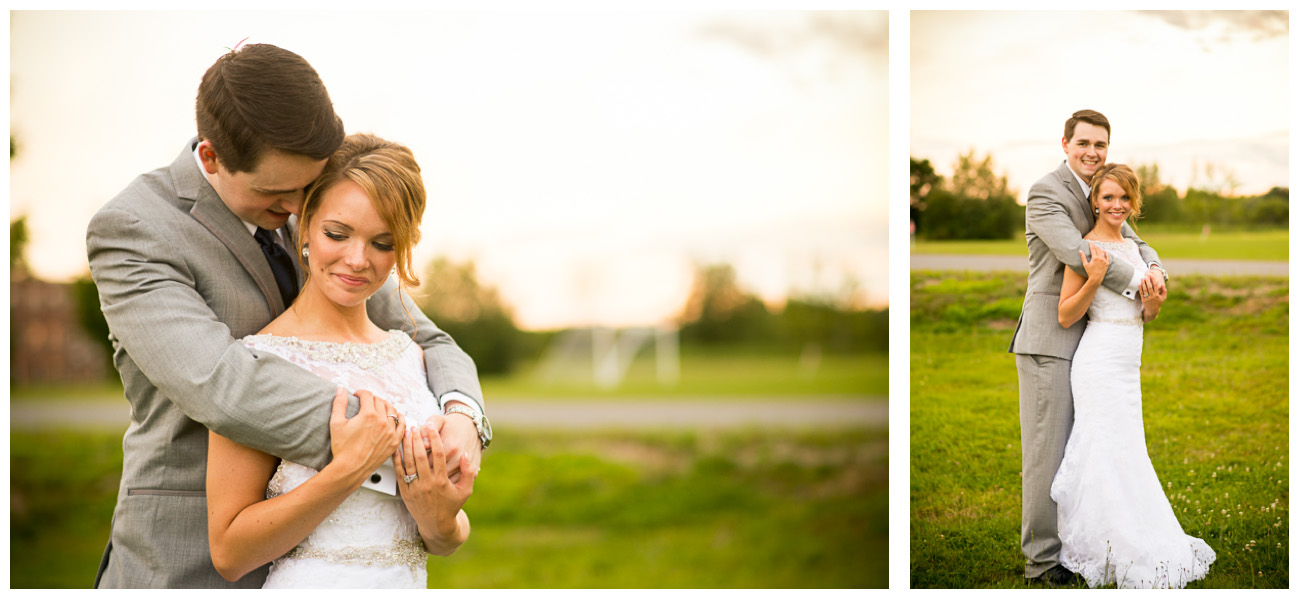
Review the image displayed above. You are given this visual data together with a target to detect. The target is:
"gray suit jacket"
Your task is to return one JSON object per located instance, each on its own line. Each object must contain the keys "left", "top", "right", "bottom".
{"left": 87, "top": 140, "right": 483, "bottom": 588}
{"left": 1008, "top": 161, "right": 1161, "bottom": 359}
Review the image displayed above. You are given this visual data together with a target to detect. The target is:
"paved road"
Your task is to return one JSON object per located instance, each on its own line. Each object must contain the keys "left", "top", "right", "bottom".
{"left": 912, "top": 254, "right": 1288, "bottom": 276}
{"left": 11, "top": 397, "right": 888, "bottom": 432}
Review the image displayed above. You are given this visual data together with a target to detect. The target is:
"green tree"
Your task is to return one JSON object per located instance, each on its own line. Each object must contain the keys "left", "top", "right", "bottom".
{"left": 1134, "top": 163, "right": 1181, "bottom": 223}
{"left": 1182, "top": 187, "right": 1225, "bottom": 227}
{"left": 11, "top": 216, "right": 29, "bottom": 274}
{"left": 415, "top": 257, "right": 528, "bottom": 375}
{"left": 914, "top": 150, "right": 1021, "bottom": 240}
{"left": 777, "top": 296, "right": 886, "bottom": 354}
{"left": 1241, "top": 186, "right": 1288, "bottom": 226}
{"left": 677, "top": 264, "right": 774, "bottom": 345}
{"left": 910, "top": 157, "right": 941, "bottom": 233}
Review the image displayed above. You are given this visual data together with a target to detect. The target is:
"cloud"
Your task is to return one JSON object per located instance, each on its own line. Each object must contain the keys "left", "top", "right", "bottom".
{"left": 693, "top": 11, "right": 886, "bottom": 80}
{"left": 1137, "top": 10, "right": 1288, "bottom": 40}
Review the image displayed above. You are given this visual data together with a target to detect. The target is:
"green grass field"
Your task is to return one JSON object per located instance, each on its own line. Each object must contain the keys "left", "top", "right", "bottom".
{"left": 912, "top": 226, "right": 1288, "bottom": 262}
{"left": 910, "top": 270, "right": 1288, "bottom": 588}
{"left": 10, "top": 427, "right": 886, "bottom": 588}
{"left": 11, "top": 347, "right": 885, "bottom": 588}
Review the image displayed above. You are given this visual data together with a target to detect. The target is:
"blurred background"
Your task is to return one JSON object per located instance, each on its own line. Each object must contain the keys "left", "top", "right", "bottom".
{"left": 908, "top": 11, "right": 1288, "bottom": 588}
{"left": 10, "top": 10, "right": 888, "bottom": 588}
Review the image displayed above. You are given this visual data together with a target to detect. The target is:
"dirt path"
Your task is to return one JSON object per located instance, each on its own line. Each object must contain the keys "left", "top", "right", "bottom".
{"left": 11, "top": 397, "right": 888, "bottom": 432}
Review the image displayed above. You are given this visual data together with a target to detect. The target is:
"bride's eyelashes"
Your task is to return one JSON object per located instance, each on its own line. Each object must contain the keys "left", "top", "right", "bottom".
{"left": 321, "top": 228, "right": 396, "bottom": 252}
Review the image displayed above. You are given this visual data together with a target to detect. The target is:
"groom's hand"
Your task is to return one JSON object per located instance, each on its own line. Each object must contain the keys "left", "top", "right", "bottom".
{"left": 1143, "top": 267, "right": 1167, "bottom": 296}
{"left": 425, "top": 406, "right": 483, "bottom": 483}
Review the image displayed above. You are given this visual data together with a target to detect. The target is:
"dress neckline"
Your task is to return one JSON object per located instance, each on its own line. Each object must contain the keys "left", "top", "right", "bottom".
{"left": 1086, "top": 237, "right": 1134, "bottom": 247}
{"left": 243, "top": 330, "right": 412, "bottom": 370}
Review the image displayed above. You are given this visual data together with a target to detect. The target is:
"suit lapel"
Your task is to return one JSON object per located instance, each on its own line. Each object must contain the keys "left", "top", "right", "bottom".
{"left": 1056, "top": 161, "right": 1095, "bottom": 229}
{"left": 175, "top": 140, "right": 287, "bottom": 314}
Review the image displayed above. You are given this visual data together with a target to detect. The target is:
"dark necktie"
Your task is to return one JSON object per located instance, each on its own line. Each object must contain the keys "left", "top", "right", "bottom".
{"left": 255, "top": 227, "right": 298, "bottom": 308}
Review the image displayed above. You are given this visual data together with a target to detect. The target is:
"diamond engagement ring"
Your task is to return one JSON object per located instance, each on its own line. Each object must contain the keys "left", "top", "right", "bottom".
{"left": 404, "top": 473, "right": 418, "bottom": 484}
{"left": 388, "top": 415, "right": 400, "bottom": 424}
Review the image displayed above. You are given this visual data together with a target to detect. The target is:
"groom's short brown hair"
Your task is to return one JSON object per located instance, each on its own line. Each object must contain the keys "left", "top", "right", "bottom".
{"left": 195, "top": 43, "right": 345, "bottom": 174}
{"left": 1064, "top": 109, "right": 1110, "bottom": 142}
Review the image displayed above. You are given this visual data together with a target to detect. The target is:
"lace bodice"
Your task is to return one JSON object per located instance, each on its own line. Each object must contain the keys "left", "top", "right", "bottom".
{"left": 1085, "top": 239, "right": 1145, "bottom": 327}
{"left": 240, "top": 330, "right": 438, "bottom": 588}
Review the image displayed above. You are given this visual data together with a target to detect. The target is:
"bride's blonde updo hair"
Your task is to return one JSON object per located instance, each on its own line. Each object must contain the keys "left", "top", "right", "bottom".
{"left": 299, "top": 133, "right": 426, "bottom": 289}
{"left": 1089, "top": 163, "right": 1144, "bottom": 223}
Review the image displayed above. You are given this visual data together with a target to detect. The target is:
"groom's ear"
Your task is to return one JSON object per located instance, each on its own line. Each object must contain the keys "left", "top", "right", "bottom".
{"left": 197, "top": 140, "right": 222, "bottom": 175}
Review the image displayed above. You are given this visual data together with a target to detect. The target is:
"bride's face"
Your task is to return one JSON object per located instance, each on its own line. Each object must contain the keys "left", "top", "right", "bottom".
{"left": 302, "top": 180, "right": 397, "bottom": 307}
{"left": 1094, "top": 179, "right": 1133, "bottom": 227}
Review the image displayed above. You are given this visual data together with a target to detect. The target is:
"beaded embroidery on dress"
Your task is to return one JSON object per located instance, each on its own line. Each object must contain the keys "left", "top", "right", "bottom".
{"left": 241, "top": 330, "right": 439, "bottom": 588}
{"left": 1049, "top": 239, "right": 1215, "bottom": 588}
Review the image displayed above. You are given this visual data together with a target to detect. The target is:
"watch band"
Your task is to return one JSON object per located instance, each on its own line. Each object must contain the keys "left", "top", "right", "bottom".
{"left": 1151, "top": 264, "right": 1169, "bottom": 282}
{"left": 445, "top": 404, "right": 492, "bottom": 449}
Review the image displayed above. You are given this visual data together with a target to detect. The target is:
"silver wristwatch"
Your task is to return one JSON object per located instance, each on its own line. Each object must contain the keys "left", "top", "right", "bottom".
{"left": 445, "top": 404, "right": 493, "bottom": 449}
{"left": 1149, "top": 264, "right": 1169, "bottom": 282}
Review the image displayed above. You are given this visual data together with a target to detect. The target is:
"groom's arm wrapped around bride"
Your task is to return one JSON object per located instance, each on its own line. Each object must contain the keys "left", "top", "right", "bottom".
{"left": 1025, "top": 174, "right": 1164, "bottom": 306}
{"left": 87, "top": 198, "right": 483, "bottom": 473}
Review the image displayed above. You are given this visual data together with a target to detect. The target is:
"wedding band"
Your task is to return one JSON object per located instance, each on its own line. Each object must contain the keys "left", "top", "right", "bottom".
{"left": 388, "top": 415, "right": 399, "bottom": 424}
{"left": 403, "top": 473, "right": 418, "bottom": 484}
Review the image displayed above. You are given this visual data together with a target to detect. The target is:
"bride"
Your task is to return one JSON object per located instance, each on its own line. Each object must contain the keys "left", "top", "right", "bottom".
{"left": 205, "top": 133, "right": 476, "bottom": 587}
{"left": 1051, "top": 163, "right": 1215, "bottom": 588}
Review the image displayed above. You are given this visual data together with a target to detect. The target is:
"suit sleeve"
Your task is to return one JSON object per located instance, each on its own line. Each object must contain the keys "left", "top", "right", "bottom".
{"left": 1026, "top": 180, "right": 1138, "bottom": 296}
{"left": 1122, "top": 221, "right": 1162, "bottom": 273}
{"left": 367, "top": 280, "right": 484, "bottom": 412}
{"left": 88, "top": 206, "right": 338, "bottom": 470}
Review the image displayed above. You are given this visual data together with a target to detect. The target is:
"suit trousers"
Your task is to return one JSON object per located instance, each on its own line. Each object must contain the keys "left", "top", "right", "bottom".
{"left": 1016, "top": 353, "right": 1074, "bottom": 578}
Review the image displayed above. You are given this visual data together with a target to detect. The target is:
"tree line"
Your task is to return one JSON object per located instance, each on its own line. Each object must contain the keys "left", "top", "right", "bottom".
{"left": 417, "top": 261, "right": 887, "bottom": 375}
{"left": 51, "top": 251, "right": 884, "bottom": 381}
{"left": 911, "top": 151, "right": 1289, "bottom": 240}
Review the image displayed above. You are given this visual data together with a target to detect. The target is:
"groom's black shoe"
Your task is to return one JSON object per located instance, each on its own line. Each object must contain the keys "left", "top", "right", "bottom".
{"left": 1029, "top": 565, "right": 1083, "bottom": 587}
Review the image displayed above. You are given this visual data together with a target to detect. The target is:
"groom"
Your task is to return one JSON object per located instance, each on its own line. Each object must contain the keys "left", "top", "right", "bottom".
{"left": 87, "top": 43, "right": 488, "bottom": 588}
{"left": 1008, "top": 109, "right": 1167, "bottom": 585}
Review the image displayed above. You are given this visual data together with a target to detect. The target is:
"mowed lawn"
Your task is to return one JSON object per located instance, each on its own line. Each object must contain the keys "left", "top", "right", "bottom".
{"left": 910, "top": 270, "right": 1288, "bottom": 588}
{"left": 11, "top": 427, "right": 886, "bottom": 588}
{"left": 10, "top": 349, "right": 887, "bottom": 588}
{"left": 911, "top": 226, "right": 1288, "bottom": 262}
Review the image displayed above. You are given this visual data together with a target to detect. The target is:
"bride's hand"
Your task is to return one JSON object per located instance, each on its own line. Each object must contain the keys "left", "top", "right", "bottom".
{"left": 396, "top": 423, "right": 476, "bottom": 550}
{"left": 328, "top": 388, "right": 404, "bottom": 479}
{"left": 1141, "top": 279, "right": 1167, "bottom": 309}
{"left": 1082, "top": 241, "right": 1109, "bottom": 280}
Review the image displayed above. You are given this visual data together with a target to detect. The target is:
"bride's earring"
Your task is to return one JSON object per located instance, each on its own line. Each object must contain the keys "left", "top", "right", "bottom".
{"left": 1094, "top": 207, "right": 1100, "bottom": 215}
{"left": 301, "top": 245, "right": 310, "bottom": 260}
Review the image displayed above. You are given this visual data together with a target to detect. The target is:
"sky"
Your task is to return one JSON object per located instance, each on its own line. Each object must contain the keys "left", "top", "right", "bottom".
{"left": 8, "top": 10, "right": 888, "bottom": 331}
{"left": 911, "top": 10, "right": 1289, "bottom": 200}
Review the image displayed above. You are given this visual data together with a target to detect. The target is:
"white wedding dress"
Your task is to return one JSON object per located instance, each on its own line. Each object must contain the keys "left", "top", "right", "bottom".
{"left": 1050, "top": 239, "right": 1215, "bottom": 588}
{"left": 241, "top": 330, "right": 439, "bottom": 588}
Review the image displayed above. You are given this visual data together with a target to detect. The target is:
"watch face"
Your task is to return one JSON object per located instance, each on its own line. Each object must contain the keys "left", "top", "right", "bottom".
{"left": 480, "top": 415, "right": 493, "bottom": 444}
